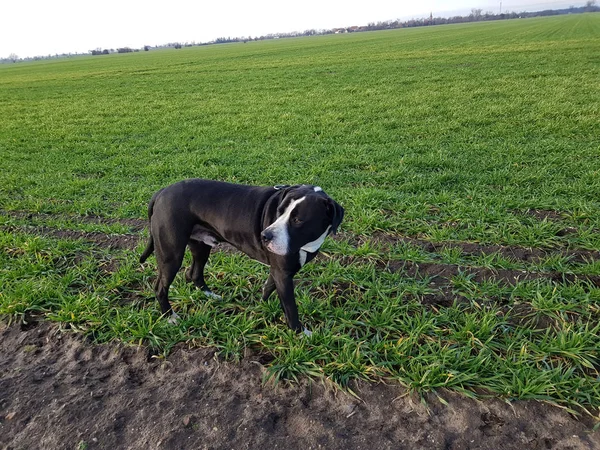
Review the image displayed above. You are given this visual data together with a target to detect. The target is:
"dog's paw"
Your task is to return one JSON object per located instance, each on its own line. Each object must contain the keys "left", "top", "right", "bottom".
{"left": 203, "top": 290, "right": 222, "bottom": 300}
{"left": 303, "top": 328, "right": 313, "bottom": 337}
{"left": 167, "top": 312, "right": 180, "bottom": 325}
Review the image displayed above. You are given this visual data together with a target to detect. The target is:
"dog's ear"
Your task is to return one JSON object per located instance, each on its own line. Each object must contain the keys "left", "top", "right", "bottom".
{"left": 326, "top": 198, "right": 344, "bottom": 235}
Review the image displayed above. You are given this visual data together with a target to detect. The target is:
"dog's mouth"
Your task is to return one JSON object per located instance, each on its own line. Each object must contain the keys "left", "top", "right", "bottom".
{"left": 264, "top": 241, "right": 287, "bottom": 255}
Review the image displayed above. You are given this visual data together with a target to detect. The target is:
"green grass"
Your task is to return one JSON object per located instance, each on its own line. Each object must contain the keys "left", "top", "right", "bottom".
{"left": 1, "top": 15, "right": 599, "bottom": 414}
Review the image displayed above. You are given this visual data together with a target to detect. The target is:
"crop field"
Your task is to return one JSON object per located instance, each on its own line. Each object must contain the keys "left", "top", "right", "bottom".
{"left": 1, "top": 12, "right": 600, "bottom": 429}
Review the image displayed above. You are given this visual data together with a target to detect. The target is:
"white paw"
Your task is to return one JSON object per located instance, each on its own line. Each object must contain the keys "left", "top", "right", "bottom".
{"left": 303, "top": 328, "right": 313, "bottom": 337}
{"left": 203, "top": 290, "right": 222, "bottom": 300}
{"left": 167, "top": 312, "right": 180, "bottom": 325}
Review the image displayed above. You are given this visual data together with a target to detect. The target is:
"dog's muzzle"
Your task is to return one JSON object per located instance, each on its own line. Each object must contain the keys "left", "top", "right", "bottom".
{"left": 261, "top": 227, "right": 287, "bottom": 255}
{"left": 261, "top": 229, "right": 274, "bottom": 243}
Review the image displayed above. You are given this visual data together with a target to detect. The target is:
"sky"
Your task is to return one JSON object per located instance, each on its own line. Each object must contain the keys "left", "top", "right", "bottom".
{"left": 1, "top": 0, "right": 586, "bottom": 58}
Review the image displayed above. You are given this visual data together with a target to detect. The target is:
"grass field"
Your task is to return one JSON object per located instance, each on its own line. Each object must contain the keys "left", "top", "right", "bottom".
{"left": 1, "top": 14, "right": 599, "bottom": 414}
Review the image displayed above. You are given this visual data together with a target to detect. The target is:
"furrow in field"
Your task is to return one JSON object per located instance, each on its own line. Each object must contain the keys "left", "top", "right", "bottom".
{"left": 2, "top": 209, "right": 598, "bottom": 264}
{"left": 344, "top": 231, "right": 600, "bottom": 264}
{"left": 2, "top": 224, "right": 140, "bottom": 250}
{"left": 4, "top": 221, "right": 599, "bottom": 290}
{"left": 0, "top": 210, "right": 146, "bottom": 231}
{"left": 381, "top": 259, "right": 600, "bottom": 289}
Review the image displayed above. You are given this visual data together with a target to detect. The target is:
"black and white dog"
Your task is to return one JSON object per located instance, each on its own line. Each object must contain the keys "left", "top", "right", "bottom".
{"left": 139, "top": 179, "right": 344, "bottom": 334}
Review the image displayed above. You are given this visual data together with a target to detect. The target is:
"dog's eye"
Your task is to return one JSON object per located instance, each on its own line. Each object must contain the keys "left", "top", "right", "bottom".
{"left": 291, "top": 217, "right": 302, "bottom": 225}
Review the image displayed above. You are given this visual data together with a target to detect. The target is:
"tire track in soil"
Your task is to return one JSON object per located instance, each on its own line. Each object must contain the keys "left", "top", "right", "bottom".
{"left": 382, "top": 259, "right": 600, "bottom": 289}
{"left": 517, "top": 208, "right": 599, "bottom": 233}
{"left": 2, "top": 224, "right": 140, "bottom": 250}
{"left": 3, "top": 211, "right": 600, "bottom": 296}
{"left": 350, "top": 231, "right": 600, "bottom": 265}
{"left": 3, "top": 209, "right": 599, "bottom": 261}
{"left": 1, "top": 210, "right": 146, "bottom": 231}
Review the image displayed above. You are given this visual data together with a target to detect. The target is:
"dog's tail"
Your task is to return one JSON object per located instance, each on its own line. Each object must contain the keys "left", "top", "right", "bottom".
{"left": 139, "top": 235, "right": 154, "bottom": 264}
{"left": 139, "top": 189, "right": 163, "bottom": 264}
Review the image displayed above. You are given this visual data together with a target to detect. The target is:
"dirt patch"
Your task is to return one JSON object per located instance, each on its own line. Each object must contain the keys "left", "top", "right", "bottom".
{"left": 513, "top": 209, "right": 599, "bottom": 236}
{"left": 417, "top": 286, "right": 461, "bottom": 308}
{"left": 1, "top": 210, "right": 146, "bottom": 232}
{"left": 3, "top": 225, "right": 140, "bottom": 250}
{"left": 0, "top": 322, "right": 598, "bottom": 450}
{"left": 518, "top": 209, "right": 566, "bottom": 222}
{"left": 379, "top": 260, "right": 600, "bottom": 289}
{"left": 348, "top": 231, "right": 600, "bottom": 266}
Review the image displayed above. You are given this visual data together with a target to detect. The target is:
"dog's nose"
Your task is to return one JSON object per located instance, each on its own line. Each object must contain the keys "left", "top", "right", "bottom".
{"left": 261, "top": 230, "right": 273, "bottom": 242}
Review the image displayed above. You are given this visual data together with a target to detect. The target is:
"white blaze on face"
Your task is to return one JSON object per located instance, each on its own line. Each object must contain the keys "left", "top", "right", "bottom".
{"left": 263, "top": 197, "right": 306, "bottom": 255}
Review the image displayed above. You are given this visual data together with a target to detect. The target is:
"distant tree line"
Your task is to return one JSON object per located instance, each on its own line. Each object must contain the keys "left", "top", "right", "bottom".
{"left": 197, "top": 2, "right": 600, "bottom": 45}
{"left": 358, "top": 1, "right": 599, "bottom": 30}
{"left": 90, "top": 47, "right": 137, "bottom": 55}
{"left": 2, "top": 1, "right": 598, "bottom": 63}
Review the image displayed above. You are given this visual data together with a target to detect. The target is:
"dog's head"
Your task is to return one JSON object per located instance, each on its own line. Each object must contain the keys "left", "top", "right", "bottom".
{"left": 261, "top": 185, "right": 344, "bottom": 256}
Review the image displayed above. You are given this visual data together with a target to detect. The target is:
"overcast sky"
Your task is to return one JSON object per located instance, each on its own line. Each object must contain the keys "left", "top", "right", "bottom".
{"left": 1, "top": 0, "right": 585, "bottom": 58}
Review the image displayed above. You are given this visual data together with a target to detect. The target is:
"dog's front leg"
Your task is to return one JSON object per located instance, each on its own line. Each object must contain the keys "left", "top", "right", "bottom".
{"left": 271, "top": 270, "right": 303, "bottom": 333}
{"left": 262, "top": 274, "right": 276, "bottom": 301}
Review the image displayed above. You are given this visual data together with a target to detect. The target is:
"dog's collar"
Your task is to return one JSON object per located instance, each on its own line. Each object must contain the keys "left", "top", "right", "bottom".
{"left": 273, "top": 184, "right": 290, "bottom": 190}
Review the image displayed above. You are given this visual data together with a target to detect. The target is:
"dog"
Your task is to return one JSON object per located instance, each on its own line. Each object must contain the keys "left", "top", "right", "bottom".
{"left": 139, "top": 179, "right": 344, "bottom": 334}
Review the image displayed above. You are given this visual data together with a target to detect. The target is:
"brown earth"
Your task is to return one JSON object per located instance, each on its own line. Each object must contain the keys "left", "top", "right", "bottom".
{"left": 1, "top": 322, "right": 599, "bottom": 450}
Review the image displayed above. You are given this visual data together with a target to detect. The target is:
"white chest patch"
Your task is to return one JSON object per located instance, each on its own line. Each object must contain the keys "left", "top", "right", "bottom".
{"left": 263, "top": 197, "right": 306, "bottom": 255}
{"left": 301, "top": 226, "right": 331, "bottom": 253}
{"left": 298, "top": 226, "right": 330, "bottom": 267}
{"left": 299, "top": 249, "right": 308, "bottom": 267}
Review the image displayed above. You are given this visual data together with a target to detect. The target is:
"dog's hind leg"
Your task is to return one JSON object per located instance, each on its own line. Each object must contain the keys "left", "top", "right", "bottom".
{"left": 186, "top": 240, "right": 221, "bottom": 300}
{"left": 155, "top": 262, "right": 183, "bottom": 323}
{"left": 153, "top": 231, "right": 187, "bottom": 323}
{"left": 185, "top": 240, "right": 210, "bottom": 288}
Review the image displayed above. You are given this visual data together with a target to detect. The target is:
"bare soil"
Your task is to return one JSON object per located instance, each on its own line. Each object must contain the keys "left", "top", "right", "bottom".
{"left": 1, "top": 322, "right": 599, "bottom": 450}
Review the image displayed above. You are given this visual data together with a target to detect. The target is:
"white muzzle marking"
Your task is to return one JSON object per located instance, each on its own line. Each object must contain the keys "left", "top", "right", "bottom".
{"left": 263, "top": 197, "right": 305, "bottom": 255}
